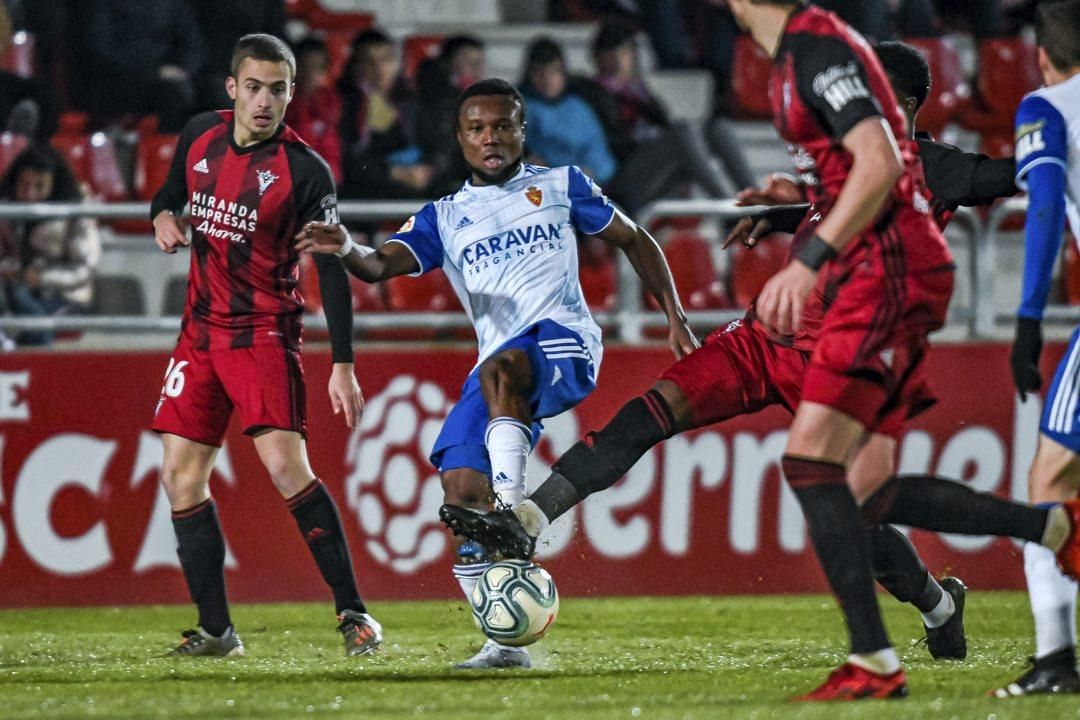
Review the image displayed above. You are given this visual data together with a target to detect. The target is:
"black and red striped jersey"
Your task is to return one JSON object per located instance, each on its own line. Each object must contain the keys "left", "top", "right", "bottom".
{"left": 151, "top": 110, "right": 353, "bottom": 361}
{"left": 768, "top": 4, "right": 951, "bottom": 274}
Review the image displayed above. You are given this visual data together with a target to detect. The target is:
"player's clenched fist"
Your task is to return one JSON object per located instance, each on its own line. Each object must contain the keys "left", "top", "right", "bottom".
{"left": 295, "top": 221, "right": 347, "bottom": 254}
{"left": 755, "top": 261, "right": 817, "bottom": 337}
{"left": 152, "top": 210, "right": 190, "bottom": 254}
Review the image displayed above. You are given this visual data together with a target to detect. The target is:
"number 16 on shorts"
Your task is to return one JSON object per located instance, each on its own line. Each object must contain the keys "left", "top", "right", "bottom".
{"left": 155, "top": 357, "right": 188, "bottom": 416}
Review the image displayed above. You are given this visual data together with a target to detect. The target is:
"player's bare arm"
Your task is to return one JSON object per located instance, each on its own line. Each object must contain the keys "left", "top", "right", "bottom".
{"left": 295, "top": 222, "right": 420, "bottom": 281}
{"left": 152, "top": 210, "right": 190, "bottom": 254}
{"left": 593, "top": 208, "right": 699, "bottom": 359}
{"left": 757, "top": 117, "right": 903, "bottom": 335}
{"left": 736, "top": 173, "right": 806, "bottom": 207}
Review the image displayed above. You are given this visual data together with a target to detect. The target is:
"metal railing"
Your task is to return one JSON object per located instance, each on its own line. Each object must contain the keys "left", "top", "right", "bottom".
{"left": 0, "top": 196, "right": 1049, "bottom": 341}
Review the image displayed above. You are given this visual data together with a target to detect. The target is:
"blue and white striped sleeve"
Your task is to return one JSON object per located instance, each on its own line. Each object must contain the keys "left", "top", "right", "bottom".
{"left": 567, "top": 165, "right": 616, "bottom": 236}
{"left": 385, "top": 202, "right": 443, "bottom": 276}
{"left": 1015, "top": 95, "right": 1069, "bottom": 320}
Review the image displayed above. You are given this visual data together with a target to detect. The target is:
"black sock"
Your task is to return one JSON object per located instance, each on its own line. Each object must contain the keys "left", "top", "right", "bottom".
{"left": 867, "top": 524, "right": 942, "bottom": 613}
{"left": 782, "top": 456, "right": 891, "bottom": 655}
{"left": 288, "top": 480, "right": 366, "bottom": 615}
{"left": 531, "top": 390, "right": 675, "bottom": 522}
{"left": 863, "top": 474, "right": 1048, "bottom": 543}
{"left": 172, "top": 499, "right": 232, "bottom": 637}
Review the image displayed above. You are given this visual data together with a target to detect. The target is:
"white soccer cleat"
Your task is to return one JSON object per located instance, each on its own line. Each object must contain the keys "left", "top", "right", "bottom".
{"left": 453, "top": 639, "right": 531, "bottom": 670}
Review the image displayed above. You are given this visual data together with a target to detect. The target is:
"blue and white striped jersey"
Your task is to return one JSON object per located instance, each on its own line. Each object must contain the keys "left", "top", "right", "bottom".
{"left": 387, "top": 164, "right": 614, "bottom": 368}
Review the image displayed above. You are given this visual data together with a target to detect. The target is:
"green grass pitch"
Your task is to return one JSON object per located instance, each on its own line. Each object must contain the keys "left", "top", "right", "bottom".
{"left": 0, "top": 592, "right": 1073, "bottom": 719}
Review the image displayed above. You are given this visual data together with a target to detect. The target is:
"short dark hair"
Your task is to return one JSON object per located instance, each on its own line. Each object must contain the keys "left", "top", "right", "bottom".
{"left": 0, "top": 145, "right": 81, "bottom": 202}
{"left": 350, "top": 29, "right": 392, "bottom": 56}
{"left": 875, "top": 41, "right": 931, "bottom": 109}
{"left": 454, "top": 78, "right": 526, "bottom": 128}
{"left": 441, "top": 35, "right": 484, "bottom": 62}
{"left": 294, "top": 36, "right": 327, "bottom": 58}
{"left": 1035, "top": 0, "right": 1080, "bottom": 71}
{"left": 231, "top": 33, "right": 296, "bottom": 80}
{"left": 592, "top": 19, "right": 637, "bottom": 56}
{"left": 526, "top": 38, "right": 565, "bottom": 69}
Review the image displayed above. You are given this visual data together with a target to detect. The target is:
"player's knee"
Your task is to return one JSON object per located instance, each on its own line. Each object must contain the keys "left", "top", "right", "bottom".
{"left": 441, "top": 469, "right": 492, "bottom": 509}
{"left": 159, "top": 462, "right": 209, "bottom": 508}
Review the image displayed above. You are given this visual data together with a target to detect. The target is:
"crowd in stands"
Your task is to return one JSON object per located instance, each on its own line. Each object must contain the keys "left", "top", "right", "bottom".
{"left": 0, "top": 0, "right": 1047, "bottom": 345}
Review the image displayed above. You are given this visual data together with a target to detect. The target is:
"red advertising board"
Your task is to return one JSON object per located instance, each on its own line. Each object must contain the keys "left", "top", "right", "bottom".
{"left": 0, "top": 342, "right": 1062, "bottom": 607}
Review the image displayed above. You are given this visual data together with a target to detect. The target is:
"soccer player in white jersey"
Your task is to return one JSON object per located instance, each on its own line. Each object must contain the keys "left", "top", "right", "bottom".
{"left": 296, "top": 78, "right": 698, "bottom": 668}
{"left": 1000, "top": 0, "right": 1080, "bottom": 697}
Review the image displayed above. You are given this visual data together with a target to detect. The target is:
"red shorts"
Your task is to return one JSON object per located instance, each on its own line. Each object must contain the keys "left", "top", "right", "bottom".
{"left": 802, "top": 264, "right": 953, "bottom": 432}
{"left": 151, "top": 339, "right": 306, "bottom": 446}
{"left": 659, "top": 318, "right": 914, "bottom": 439}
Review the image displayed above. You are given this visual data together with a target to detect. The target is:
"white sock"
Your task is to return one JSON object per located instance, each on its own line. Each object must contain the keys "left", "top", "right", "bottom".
{"left": 453, "top": 562, "right": 489, "bottom": 601}
{"left": 920, "top": 590, "right": 955, "bottom": 629}
{"left": 486, "top": 417, "right": 531, "bottom": 507}
{"left": 513, "top": 499, "right": 549, "bottom": 538}
{"left": 1025, "top": 541, "right": 1078, "bottom": 658}
{"left": 848, "top": 647, "right": 901, "bottom": 675}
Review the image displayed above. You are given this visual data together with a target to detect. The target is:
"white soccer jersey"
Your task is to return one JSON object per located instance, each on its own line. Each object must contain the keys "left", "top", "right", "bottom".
{"left": 1015, "top": 73, "right": 1080, "bottom": 237}
{"left": 387, "top": 164, "right": 614, "bottom": 367}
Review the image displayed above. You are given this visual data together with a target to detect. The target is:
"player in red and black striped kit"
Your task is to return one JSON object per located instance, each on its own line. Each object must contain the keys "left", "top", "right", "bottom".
{"left": 149, "top": 34, "right": 381, "bottom": 658}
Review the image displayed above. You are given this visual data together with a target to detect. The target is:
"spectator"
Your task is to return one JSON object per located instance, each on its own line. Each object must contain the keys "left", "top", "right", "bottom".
{"left": 0, "top": 1, "right": 58, "bottom": 140}
{"left": 520, "top": 38, "right": 617, "bottom": 186}
{"left": 590, "top": 20, "right": 754, "bottom": 211}
{"left": 287, "top": 37, "right": 343, "bottom": 183}
{"left": 187, "top": 0, "right": 286, "bottom": 111}
{"left": 416, "top": 35, "right": 486, "bottom": 195}
{"left": 336, "top": 29, "right": 432, "bottom": 199}
{"left": 70, "top": 0, "right": 203, "bottom": 132}
{"left": 0, "top": 146, "right": 101, "bottom": 345}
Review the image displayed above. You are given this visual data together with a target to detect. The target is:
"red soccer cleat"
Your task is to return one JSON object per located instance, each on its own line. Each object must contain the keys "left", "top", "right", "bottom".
{"left": 1055, "top": 499, "right": 1080, "bottom": 582}
{"left": 794, "top": 662, "right": 908, "bottom": 702}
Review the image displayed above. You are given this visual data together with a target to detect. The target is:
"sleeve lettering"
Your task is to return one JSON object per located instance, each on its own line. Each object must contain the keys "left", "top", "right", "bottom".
{"left": 794, "top": 38, "right": 882, "bottom": 140}
{"left": 1014, "top": 95, "right": 1068, "bottom": 190}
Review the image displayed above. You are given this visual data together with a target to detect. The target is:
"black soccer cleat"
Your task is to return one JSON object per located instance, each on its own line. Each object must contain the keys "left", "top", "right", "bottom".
{"left": 167, "top": 627, "right": 244, "bottom": 657}
{"left": 993, "top": 647, "right": 1080, "bottom": 697}
{"left": 337, "top": 610, "right": 383, "bottom": 657}
{"left": 439, "top": 504, "right": 536, "bottom": 559}
{"left": 924, "top": 576, "right": 967, "bottom": 660}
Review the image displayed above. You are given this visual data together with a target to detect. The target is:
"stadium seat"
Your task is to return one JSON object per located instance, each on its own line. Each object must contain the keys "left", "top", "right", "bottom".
{"left": 303, "top": 7, "right": 374, "bottom": 32}
{"left": 162, "top": 276, "right": 188, "bottom": 316}
{"left": 297, "top": 248, "right": 386, "bottom": 316}
{"left": 0, "top": 131, "right": 29, "bottom": 179}
{"left": 650, "top": 232, "right": 729, "bottom": 310}
{"left": 1, "top": 30, "right": 35, "bottom": 78}
{"left": 324, "top": 31, "right": 356, "bottom": 85}
{"left": 402, "top": 35, "right": 444, "bottom": 80}
{"left": 51, "top": 132, "right": 127, "bottom": 201}
{"left": 961, "top": 37, "right": 1041, "bottom": 133}
{"left": 905, "top": 37, "right": 969, "bottom": 136}
{"left": 978, "top": 129, "right": 1015, "bottom": 160}
{"left": 730, "top": 233, "right": 788, "bottom": 309}
{"left": 133, "top": 129, "right": 178, "bottom": 201}
{"left": 386, "top": 268, "right": 460, "bottom": 312}
{"left": 90, "top": 275, "right": 147, "bottom": 315}
{"left": 730, "top": 35, "right": 774, "bottom": 120}
{"left": 579, "top": 258, "right": 617, "bottom": 312}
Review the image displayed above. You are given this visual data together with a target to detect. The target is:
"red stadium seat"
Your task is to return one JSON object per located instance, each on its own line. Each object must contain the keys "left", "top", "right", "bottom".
{"left": 386, "top": 268, "right": 460, "bottom": 312}
{"left": 579, "top": 258, "right": 617, "bottom": 312}
{"left": 402, "top": 35, "right": 444, "bottom": 79}
{"left": 349, "top": 275, "right": 386, "bottom": 312}
{"left": 730, "top": 35, "right": 773, "bottom": 120}
{"left": 1, "top": 30, "right": 35, "bottom": 78}
{"left": 51, "top": 132, "right": 127, "bottom": 201}
{"left": 649, "top": 232, "right": 729, "bottom": 310}
{"left": 304, "top": 7, "right": 374, "bottom": 32}
{"left": 905, "top": 37, "right": 969, "bottom": 136}
{"left": 284, "top": 0, "right": 317, "bottom": 20}
{"left": 979, "top": 129, "right": 1015, "bottom": 160}
{"left": 961, "top": 37, "right": 1041, "bottom": 132}
{"left": 133, "top": 131, "right": 178, "bottom": 201}
{"left": 730, "top": 233, "right": 788, "bottom": 309}
{"left": 324, "top": 31, "right": 355, "bottom": 85}
{"left": 0, "top": 132, "right": 29, "bottom": 179}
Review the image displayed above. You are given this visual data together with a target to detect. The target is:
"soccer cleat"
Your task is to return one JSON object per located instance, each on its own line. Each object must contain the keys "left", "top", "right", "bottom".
{"left": 795, "top": 663, "right": 908, "bottom": 701}
{"left": 454, "top": 639, "right": 531, "bottom": 670}
{"left": 168, "top": 627, "right": 244, "bottom": 657}
{"left": 1055, "top": 499, "right": 1080, "bottom": 581}
{"left": 338, "top": 610, "right": 383, "bottom": 657}
{"left": 439, "top": 504, "right": 535, "bottom": 560}
{"left": 992, "top": 649, "right": 1080, "bottom": 697}
{"left": 924, "top": 576, "right": 967, "bottom": 660}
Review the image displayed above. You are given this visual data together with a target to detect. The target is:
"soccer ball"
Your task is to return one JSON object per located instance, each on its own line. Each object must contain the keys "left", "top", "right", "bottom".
{"left": 469, "top": 560, "right": 559, "bottom": 647}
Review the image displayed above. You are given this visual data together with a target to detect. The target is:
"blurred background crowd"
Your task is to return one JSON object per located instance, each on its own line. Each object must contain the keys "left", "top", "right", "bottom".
{"left": 0, "top": 0, "right": 1052, "bottom": 346}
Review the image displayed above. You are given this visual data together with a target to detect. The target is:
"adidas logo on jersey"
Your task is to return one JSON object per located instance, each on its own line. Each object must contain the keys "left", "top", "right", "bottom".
{"left": 455, "top": 216, "right": 474, "bottom": 230}
{"left": 193, "top": 158, "right": 209, "bottom": 174}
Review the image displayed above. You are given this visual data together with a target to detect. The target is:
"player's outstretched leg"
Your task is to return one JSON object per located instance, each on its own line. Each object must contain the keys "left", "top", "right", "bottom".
{"left": 441, "top": 388, "right": 677, "bottom": 556}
